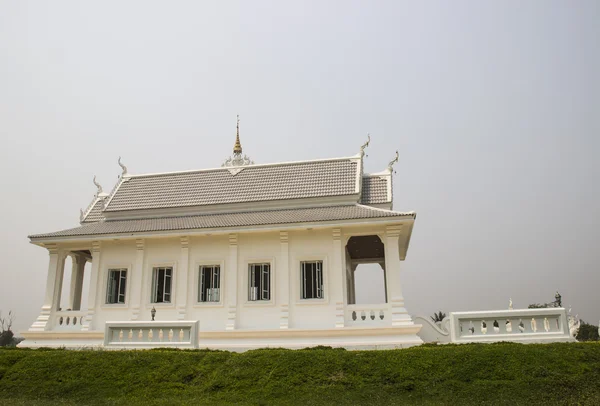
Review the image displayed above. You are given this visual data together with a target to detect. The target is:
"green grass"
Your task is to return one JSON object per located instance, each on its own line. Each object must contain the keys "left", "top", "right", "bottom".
{"left": 1, "top": 343, "right": 599, "bottom": 405}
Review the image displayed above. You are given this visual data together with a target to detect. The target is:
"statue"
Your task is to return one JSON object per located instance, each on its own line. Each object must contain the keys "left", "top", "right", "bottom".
{"left": 568, "top": 314, "right": 581, "bottom": 337}
{"left": 509, "top": 298, "right": 513, "bottom": 310}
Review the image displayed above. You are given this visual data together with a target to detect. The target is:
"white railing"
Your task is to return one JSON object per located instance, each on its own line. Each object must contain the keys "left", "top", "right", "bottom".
{"left": 346, "top": 304, "right": 390, "bottom": 325}
{"left": 449, "top": 308, "right": 573, "bottom": 343}
{"left": 54, "top": 311, "right": 87, "bottom": 330}
{"left": 104, "top": 321, "right": 199, "bottom": 348}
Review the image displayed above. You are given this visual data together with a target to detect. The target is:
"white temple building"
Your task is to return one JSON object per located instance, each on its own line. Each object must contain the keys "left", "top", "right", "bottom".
{"left": 22, "top": 120, "right": 423, "bottom": 350}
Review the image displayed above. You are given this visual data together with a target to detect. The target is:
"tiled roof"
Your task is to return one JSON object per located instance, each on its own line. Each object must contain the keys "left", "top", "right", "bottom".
{"left": 361, "top": 175, "right": 390, "bottom": 204}
{"left": 81, "top": 199, "right": 105, "bottom": 223}
{"left": 104, "top": 158, "right": 359, "bottom": 212}
{"left": 29, "top": 205, "right": 414, "bottom": 240}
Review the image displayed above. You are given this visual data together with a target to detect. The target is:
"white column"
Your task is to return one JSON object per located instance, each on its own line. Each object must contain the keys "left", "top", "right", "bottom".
{"left": 384, "top": 225, "right": 412, "bottom": 326}
{"left": 176, "top": 236, "right": 190, "bottom": 320}
{"left": 130, "top": 239, "right": 145, "bottom": 320}
{"left": 279, "top": 231, "right": 289, "bottom": 329}
{"left": 82, "top": 241, "right": 101, "bottom": 331}
{"left": 29, "top": 244, "right": 65, "bottom": 331}
{"left": 332, "top": 228, "right": 345, "bottom": 328}
{"left": 226, "top": 233, "right": 238, "bottom": 330}
{"left": 69, "top": 255, "right": 86, "bottom": 311}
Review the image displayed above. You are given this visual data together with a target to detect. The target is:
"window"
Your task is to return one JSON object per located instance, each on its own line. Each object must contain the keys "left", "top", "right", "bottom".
{"left": 248, "top": 263, "right": 270, "bottom": 301}
{"left": 151, "top": 267, "right": 173, "bottom": 303}
{"left": 301, "top": 261, "right": 324, "bottom": 299}
{"left": 198, "top": 265, "right": 220, "bottom": 302}
{"left": 106, "top": 268, "right": 127, "bottom": 304}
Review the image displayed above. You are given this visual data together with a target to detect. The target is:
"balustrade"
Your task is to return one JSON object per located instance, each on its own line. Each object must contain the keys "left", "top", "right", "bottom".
{"left": 104, "top": 321, "right": 199, "bottom": 348}
{"left": 54, "top": 311, "right": 87, "bottom": 330}
{"left": 449, "top": 308, "right": 572, "bottom": 343}
{"left": 345, "top": 304, "right": 389, "bottom": 325}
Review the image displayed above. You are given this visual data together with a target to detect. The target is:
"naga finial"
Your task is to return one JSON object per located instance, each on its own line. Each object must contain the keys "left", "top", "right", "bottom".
{"left": 93, "top": 176, "right": 103, "bottom": 195}
{"left": 360, "top": 134, "right": 371, "bottom": 157}
{"left": 387, "top": 150, "right": 399, "bottom": 171}
{"left": 118, "top": 156, "right": 128, "bottom": 176}
{"left": 80, "top": 208, "right": 84, "bottom": 222}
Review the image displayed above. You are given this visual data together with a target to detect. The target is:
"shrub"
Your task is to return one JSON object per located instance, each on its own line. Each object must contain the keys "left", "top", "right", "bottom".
{"left": 577, "top": 321, "right": 600, "bottom": 342}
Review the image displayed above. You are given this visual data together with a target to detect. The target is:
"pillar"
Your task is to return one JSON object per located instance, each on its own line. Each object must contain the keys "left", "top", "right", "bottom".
{"left": 82, "top": 241, "right": 101, "bottom": 331}
{"left": 130, "top": 239, "right": 145, "bottom": 320}
{"left": 226, "top": 233, "right": 238, "bottom": 330}
{"left": 332, "top": 228, "right": 345, "bottom": 328}
{"left": 279, "top": 231, "right": 289, "bottom": 329}
{"left": 29, "top": 244, "right": 65, "bottom": 331}
{"left": 384, "top": 225, "right": 412, "bottom": 326}
{"left": 176, "top": 236, "right": 190, "bottom": 320}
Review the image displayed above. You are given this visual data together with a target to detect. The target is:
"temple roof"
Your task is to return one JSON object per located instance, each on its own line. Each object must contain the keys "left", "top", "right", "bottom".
{"left": 30, "top": 204, "right": 414, "bottom": 240}
{"left": 103, "top": 157, "right": 361, "bottom": 212}
{"left": 360, "top": 174, "right": 391, "bottom": 205}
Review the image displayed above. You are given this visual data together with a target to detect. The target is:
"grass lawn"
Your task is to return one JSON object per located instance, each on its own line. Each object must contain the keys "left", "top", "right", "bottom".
{"left": 1, "top": 342, "right": 599, "bottom": 405}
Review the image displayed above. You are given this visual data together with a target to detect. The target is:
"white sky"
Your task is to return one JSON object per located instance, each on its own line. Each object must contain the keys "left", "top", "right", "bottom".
{"left": 0, "top": 1, "right": 598, "bottom": 333}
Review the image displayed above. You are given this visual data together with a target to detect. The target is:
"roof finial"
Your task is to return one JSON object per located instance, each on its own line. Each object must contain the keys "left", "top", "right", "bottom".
{"left": 93, "top": 176, "right": 103, "bottom": 195}
{"left": 233, "top": 115, "right": 242, "bottom": 155}
{"left": 360, "top": 134, "right": 371, "bottom": 157}
{"left": 387, "top": 150, "right": 399, "bottom": 172}
{"left": 80, "top": 208, "right": 84, "bottom": 222}
{"left": 118, "top": 156, "right": 128, "bottom": 176}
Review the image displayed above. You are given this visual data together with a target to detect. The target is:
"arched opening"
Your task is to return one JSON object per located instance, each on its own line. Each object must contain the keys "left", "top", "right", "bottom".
{"left": 59, "top": 255, "right": 74, "bottom": 311}
{"left": 58, "top": 251, "right": 90, "bottom": 312}
{"left": 345, "top": 235, "right": 387, "bottom": 305}
{"left": 354, "top": 263, "right": 386, "bottom": 304}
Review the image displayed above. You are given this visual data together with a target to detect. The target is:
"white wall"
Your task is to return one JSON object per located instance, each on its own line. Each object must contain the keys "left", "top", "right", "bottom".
{"left": 84, "top": 226, "right": 390, "bottom": 332}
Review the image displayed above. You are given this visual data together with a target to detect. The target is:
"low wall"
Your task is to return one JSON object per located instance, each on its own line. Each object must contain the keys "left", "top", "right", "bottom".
{"left": 416, "top": 308, "right": 575, "bottom": 344}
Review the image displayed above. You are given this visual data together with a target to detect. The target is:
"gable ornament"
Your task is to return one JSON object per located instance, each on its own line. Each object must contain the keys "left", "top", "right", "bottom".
{"left": 118, "top": 156, "right": 128, "bottom": 176}
{"left": 388, "top": 150, "right": 399, "bottom": 172}
{"left": 360, "top": 134, "right": 371, "bottom": 157}
{"left": 93, "top": 176, "right": 103, "bottom": 195}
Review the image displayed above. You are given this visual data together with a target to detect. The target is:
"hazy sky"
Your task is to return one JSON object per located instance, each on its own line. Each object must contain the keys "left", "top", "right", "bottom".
{"left": 1, "top": 1, "right": 598, "bottom": 333}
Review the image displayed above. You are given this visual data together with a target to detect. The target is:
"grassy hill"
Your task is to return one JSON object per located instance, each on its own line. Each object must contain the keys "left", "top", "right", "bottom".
{"left": 1, "top": 343, "right": 599, "bottom": 405}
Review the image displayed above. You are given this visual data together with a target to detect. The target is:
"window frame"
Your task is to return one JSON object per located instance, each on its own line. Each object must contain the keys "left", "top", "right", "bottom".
{"left": 243, "top": 258, "right": 275, "bottom": 307}
{"left": 300, "top": 260, "right": 325, "bottom": 300}
{"left": 295, "top": 256, "right": 328, "bottom": 305}
{"left": 194, "top": 261, "right": 225, "bottom": 307}
{"left": 248, "top": 263, "right": 271, "bottom": 302}
{"left": 103, "top": 265, "right": 131, "bottom": 307}
{"left": 151, "top": 266, "right": 174, "bottom": 304}
{"left": 145, "top": 262, "right": 177, "bottom": 308}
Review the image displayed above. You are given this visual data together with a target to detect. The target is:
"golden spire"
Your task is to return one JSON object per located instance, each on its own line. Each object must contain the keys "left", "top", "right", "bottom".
{"left": 233, "top": 115, "right": 242, "bottom": 155}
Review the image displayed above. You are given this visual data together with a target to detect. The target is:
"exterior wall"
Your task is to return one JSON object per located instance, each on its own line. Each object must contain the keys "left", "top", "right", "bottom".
{"left": 82, "top": 227, "right": 373, "bottom": 332}
{"left": 23, "top": 222, "right": 425, "bottom": 349}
